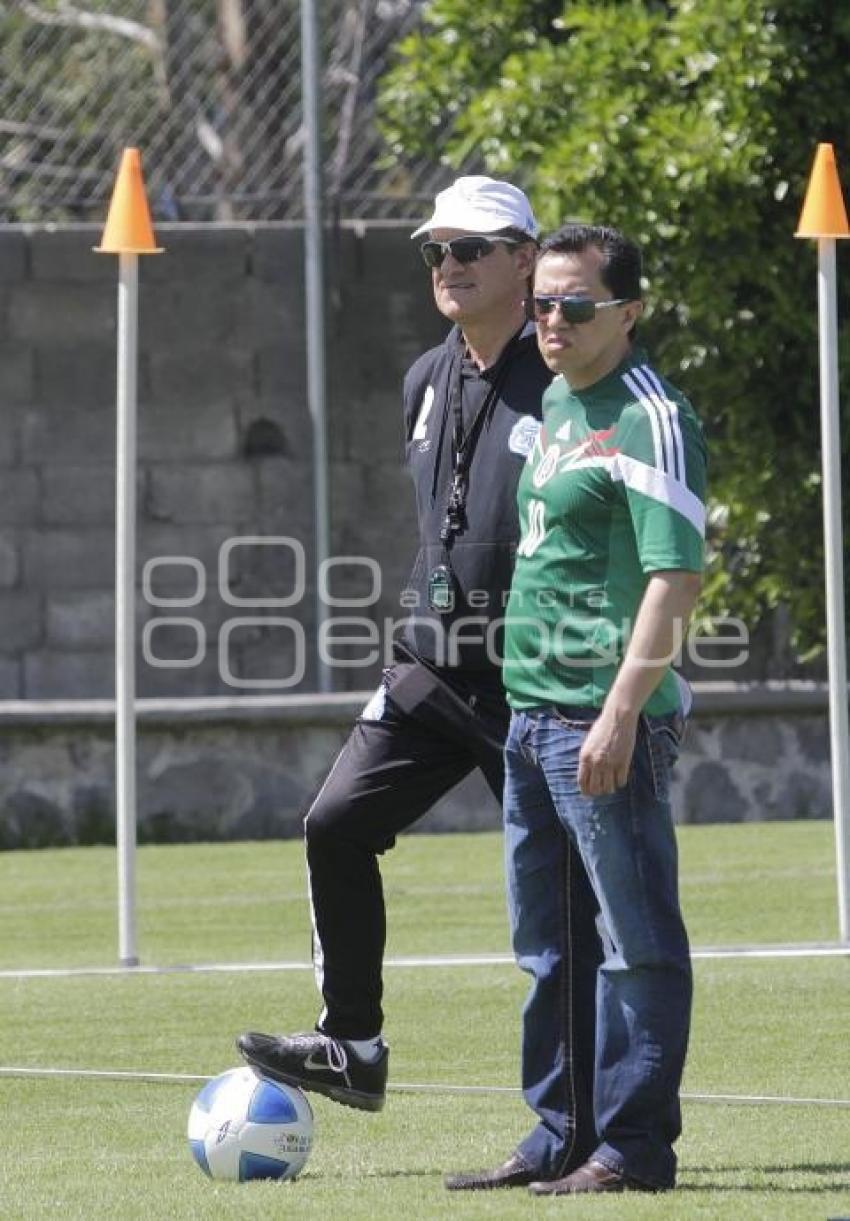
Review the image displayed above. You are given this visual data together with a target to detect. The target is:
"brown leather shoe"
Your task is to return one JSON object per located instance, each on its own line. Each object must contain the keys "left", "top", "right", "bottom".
{"left": 529, "top": 1157, "right": 651, "bottom": 1195}
{"left": 444, "top": 1154, "right": 536, "bottom": 1191}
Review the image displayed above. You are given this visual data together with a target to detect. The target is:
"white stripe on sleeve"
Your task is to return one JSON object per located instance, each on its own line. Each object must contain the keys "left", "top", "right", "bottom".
{"left": 637, "top": 364, "right": 687, "bottom": 482}
{"left": 611, "top": 452, "right": 706, "bottom": 537}
{"left": 623, "top": 369, "right": 665, "bottom": 471}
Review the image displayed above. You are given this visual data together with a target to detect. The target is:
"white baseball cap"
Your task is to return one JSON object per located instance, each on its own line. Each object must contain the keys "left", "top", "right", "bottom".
{"left": 411, "top": 175, "right": 538, "bottom": 240}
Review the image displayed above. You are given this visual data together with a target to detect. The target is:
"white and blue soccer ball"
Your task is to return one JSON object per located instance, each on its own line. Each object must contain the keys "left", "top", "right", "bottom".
{"left": 188, "top": 1066, "right": 314, "bottom": 1183}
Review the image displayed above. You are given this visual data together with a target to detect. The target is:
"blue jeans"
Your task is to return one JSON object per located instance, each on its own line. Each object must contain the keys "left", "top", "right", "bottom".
{"left": 504, "top": 706, "right": 692, "bottom": 1189}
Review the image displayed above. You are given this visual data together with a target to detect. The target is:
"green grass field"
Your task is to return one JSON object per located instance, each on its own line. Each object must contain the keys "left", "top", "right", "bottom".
{"left": 1, "top": 822, "right": 848, "bottom": 1219}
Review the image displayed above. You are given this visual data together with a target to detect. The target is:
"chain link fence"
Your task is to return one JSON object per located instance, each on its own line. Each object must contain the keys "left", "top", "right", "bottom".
{"left": 0, "top": 0, "right": 465, "bottom": 223}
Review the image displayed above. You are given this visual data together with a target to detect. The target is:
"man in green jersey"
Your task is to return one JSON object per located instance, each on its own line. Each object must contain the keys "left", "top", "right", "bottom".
{"left": 447, "top": 223, "right": 706, "bottom": 1196}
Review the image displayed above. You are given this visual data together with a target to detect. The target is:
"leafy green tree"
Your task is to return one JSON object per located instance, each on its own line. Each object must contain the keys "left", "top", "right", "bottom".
{"left": 380, "top": 0, "right": 850, "bottom": 657}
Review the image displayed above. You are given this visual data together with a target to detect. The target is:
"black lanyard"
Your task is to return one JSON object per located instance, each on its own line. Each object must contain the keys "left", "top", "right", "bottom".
{"left": 439, "top": 331, "right": 521, "bottom": 550}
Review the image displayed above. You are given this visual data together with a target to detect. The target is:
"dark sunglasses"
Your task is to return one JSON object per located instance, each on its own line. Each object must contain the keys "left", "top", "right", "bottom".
{"left": 533, "top": 294, "right": 632, "bottom": 324}
{"left": 420, "top": 234, "right": 522, "bottom": 269}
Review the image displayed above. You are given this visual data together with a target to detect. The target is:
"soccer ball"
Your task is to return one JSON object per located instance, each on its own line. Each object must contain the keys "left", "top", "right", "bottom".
{"left": 188, "top": 1066, "right": 313, "bottom": 1182}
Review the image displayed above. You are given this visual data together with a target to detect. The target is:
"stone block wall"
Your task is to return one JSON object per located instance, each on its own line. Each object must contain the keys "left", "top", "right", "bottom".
{"left": 0, "top": 688, "right": 836, "bottom": 849}
{"left": 0, "top": 223, "right": 447, "bottom": 700}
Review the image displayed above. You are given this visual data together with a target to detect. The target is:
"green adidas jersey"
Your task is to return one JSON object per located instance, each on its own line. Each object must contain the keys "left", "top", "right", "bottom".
{"left": 503, "top": 346, "right": 707, "bottom": 715}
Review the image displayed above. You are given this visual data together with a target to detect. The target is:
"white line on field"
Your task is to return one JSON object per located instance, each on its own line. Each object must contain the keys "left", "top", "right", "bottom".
{"left": 1, "top": 1066, "right": 849, "bottom": 1109}
{"left": 691, "top": 943, "right": 850, "bottom": 960}
{"left": 0, "top": 942, "right": 848, "bottom": 980}
{"left": 681, "top": 1091, "right": 850, "bottom": 1108}
{"left": 0, "top": 1066, "right": 210, "bottom": 1084}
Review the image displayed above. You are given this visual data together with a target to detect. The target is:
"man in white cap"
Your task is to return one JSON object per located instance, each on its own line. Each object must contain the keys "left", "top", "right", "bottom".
{"left": 237, "top": 177, "right": 551, "bottom": 1133}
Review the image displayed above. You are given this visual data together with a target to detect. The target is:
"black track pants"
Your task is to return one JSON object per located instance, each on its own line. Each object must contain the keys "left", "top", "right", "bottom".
{"left": 304, "top": 654, "right": 510, "bottom": 1038}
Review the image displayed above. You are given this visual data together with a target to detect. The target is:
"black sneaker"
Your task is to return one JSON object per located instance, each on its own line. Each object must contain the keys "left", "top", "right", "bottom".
{"left": 237, "top": 1030, "right": 388, "bottom": 1112}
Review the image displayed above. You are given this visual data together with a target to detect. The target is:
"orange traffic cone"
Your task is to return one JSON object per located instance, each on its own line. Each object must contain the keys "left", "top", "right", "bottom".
{"left": 95, "top": 148, "right": 164, "bottom": 255}
{"left": 796, "top": 143, "right": 850, "bottom": 239}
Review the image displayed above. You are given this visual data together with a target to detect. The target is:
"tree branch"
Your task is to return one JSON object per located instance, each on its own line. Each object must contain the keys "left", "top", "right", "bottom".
{"left": 18, "top": 1, "right": 160, "bottom": 54}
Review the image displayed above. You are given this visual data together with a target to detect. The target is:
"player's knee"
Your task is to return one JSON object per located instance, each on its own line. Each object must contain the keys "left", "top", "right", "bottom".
{"left": 303, "top": 789, "right": 350, "bottom": 847}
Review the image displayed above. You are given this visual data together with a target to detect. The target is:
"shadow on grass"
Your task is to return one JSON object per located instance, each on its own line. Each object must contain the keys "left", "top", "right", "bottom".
{"left": 304, "top": 1169, "right": 443, "bottom": 1182}
{"left": 685, "top": 1163, "right": 850, "bottom": 1174}
{"left": 306, "top": 1164, "right": 850, "bottom": 1188}
{"left": 679, "top": 1162, "right": 850, "bottom": 1193}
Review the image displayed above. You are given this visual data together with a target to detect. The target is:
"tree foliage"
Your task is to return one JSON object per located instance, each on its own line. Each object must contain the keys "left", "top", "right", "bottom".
{"left": 380, "top": 0, "right": 850, "bottom": 655}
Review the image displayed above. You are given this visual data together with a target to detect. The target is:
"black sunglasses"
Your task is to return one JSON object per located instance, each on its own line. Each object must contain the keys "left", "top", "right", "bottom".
{"left": 420, "top": 234, "right": 522, "bottom": 269}
{"left": 533, "top": 294, "right": 632, "bottom": 324}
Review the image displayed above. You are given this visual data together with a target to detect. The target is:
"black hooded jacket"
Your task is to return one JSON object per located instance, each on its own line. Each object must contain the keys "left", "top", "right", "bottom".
{"left": 399, "top": 321, "right": 552, "bottom": 671}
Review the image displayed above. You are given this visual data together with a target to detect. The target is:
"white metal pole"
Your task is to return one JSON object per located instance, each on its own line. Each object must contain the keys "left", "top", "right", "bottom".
{"left": 116, "top": 252, "right": 140, "bottom": 967}
{"left": 301, "top": 0, "right": 333, "bottom": 692}
{"left": 817, "top": 237, "right": 850, "bottom": 943}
